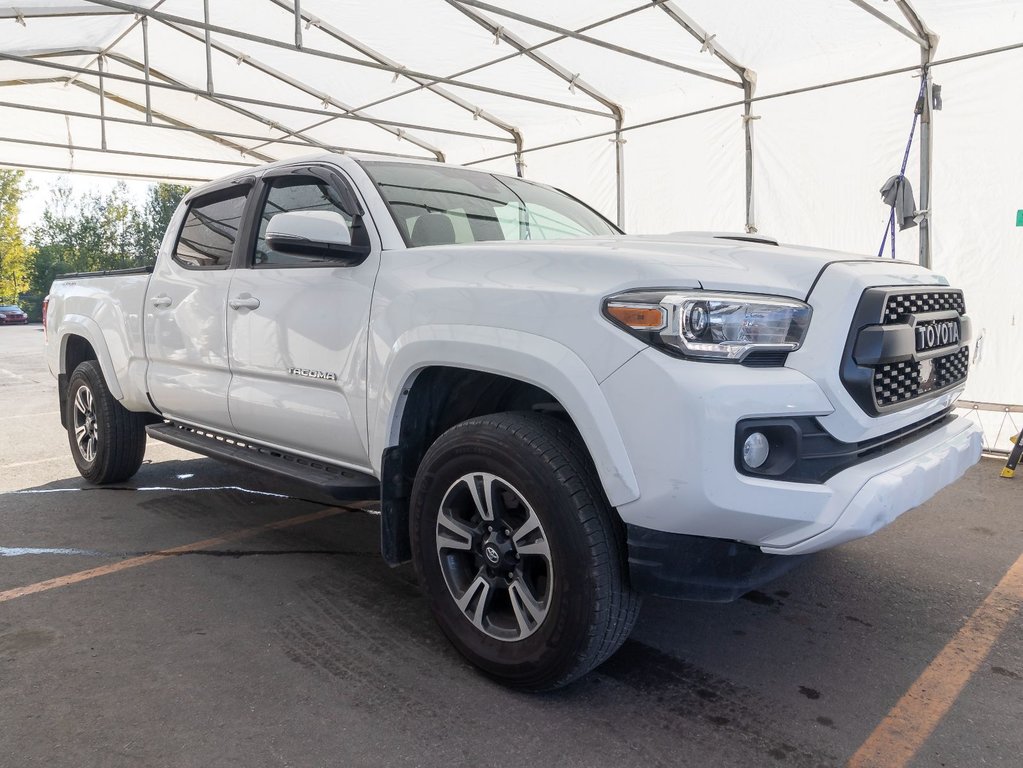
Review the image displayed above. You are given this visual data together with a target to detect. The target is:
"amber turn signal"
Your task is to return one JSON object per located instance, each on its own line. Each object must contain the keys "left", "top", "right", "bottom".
{"left": 606, "top": 302, "right": 666, "bottom": 331}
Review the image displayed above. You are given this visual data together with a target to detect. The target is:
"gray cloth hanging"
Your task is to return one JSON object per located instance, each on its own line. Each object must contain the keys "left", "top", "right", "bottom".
{"left": 880, "top": 174, "right": 918, "bottom": 230}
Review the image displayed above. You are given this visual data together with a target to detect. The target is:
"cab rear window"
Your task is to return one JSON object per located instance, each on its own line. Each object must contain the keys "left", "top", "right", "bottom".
{"left": 173, "top": 186, "right": 250, "bottom": 269}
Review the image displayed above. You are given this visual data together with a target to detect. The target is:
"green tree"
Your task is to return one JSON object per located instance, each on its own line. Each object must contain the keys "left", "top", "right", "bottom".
{"left": 138, "top": 183, "right": 189, "bottom": 262}
{"left": 0, "top": 169, "right": 32, "bottom": 305}
{"left": 23, "top": 178, "right": 190, "bottom": 320}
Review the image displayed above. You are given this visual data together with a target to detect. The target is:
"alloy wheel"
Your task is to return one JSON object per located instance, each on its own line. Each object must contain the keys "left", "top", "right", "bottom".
{"left": 72, "top": 384, "right": 98, "bottom": 463}
{"left": 435, "top": 472, "right": 553, "bottom": 641}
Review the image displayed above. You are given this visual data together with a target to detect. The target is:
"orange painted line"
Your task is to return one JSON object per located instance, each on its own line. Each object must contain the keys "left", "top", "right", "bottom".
{"left": 0, "top": 507, "right": 345, "bottom": 604}
{"left": 847, "top": 551, "right": 1023, "bottom": 768}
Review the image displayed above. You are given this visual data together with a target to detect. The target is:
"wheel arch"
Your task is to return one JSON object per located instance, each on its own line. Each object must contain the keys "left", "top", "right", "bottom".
{"left": 57, "top": 325, "right": 121, "bottom": 427}
{"left": 373, "top": 327, "right": 639, "bottom": 565}
{"left": 58, "top": 318, "right": 123, "bottom": 396}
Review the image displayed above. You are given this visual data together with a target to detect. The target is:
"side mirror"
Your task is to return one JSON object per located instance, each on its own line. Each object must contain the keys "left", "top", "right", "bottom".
{"left": 265, "top": 211, "right": 366, "bottom": 260}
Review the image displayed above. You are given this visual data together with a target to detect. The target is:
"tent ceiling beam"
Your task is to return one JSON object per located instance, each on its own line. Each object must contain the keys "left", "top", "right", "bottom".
{"left": 70, "top": 79, "right": 278, "bottom": 162}
{"left": 448, "top": 0, "right": 742, "bottom": 88}
{"left": 445, "top": 0, "right": 620, "bottom": 119}
{"left": 463, "top": 44, "right": 986, "bottom": 169}
{"left": 0, "top": 5, "right": 123, "bottom": 19}
{"left": 2, "top": 52, "right": 514, "bottom": 144}
{"left": 656, "top": 2, "right": 753, "bottom": 82}
{"left": 347, "top": 1, "right": 656, "bottom": 118}
{"left": 160, "top": 20, "right": 446, "bottom": 162}
{"left": 655, "top": 1, "right": 757, "bottom": 232}
{"left": 81, "top": 0, "right": 609, "bottom": 118}
{"left": 447, "top": 0, "right": 626, "bottom": 223}
{"left": 0, "top": 94, "right": 435, "bottom": 161}
{"left": 894, "top": 0, "right": 939, "bottom": 48}
{"left": 0, "top": 133, "right": 260, "bottom": 168}
{"left": 847, "top": 0, "right": 927, "bottom": 46}
{"left": 266, "top": 0, "right": 524, "bottom": 174}
{"left": 0, "top": 159, "right": 216, "bottom": 183}
{"left": 0, "top": 76, "right": 67, "bottom": 87}
{"left": 25, "top": 47, "right": 351, "bottom": 154}
{"left": 103, "top": 51, "right": 336, "bottom": 155}
{"left": 64, "top": 0, "right": 164, "bottom": 90}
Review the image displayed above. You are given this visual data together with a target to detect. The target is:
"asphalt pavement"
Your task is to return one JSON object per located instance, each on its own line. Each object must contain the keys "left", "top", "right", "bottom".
{"left": 1, "top": 323, "right": 1020, "bottom": 767}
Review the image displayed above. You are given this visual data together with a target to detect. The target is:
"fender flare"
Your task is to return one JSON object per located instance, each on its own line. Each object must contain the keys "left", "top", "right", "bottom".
{"left": 372, "top": 325, "right": 640, "bottom": 507}
{"left": 58, "top": 315, "right": 124, "bottom": 400}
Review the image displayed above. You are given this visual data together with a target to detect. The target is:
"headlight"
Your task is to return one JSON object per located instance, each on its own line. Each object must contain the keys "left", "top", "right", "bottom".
{"left": 604, "top": 290, "right": 811, "bottom": 362}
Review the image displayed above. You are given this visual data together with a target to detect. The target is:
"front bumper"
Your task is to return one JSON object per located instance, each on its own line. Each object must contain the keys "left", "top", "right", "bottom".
{"left": 761, "top": 412, "right": 980, "bottom": 554}
{"left": 600, "top": 347, "right": 982, "bottom": 558}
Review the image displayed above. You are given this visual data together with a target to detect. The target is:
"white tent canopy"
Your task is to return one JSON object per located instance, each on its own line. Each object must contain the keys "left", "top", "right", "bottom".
{"left": 1, "top": 1, "right": 1020, "bottom": 441}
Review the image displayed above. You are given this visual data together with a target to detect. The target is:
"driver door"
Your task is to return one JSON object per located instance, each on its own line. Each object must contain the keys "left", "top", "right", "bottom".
{"left": 226, "top": 165, "right": 380, "bottom": 468}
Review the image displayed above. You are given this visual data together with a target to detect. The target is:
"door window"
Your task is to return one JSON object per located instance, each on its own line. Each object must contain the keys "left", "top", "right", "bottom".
{"left": 253, "top": 175, "right": 366, "bottom": 267}
{"left": 173, "top": 187, "right": 249, "bottom": 269}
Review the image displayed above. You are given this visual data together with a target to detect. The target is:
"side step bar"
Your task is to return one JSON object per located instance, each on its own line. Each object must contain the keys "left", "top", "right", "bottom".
{"left": 146, "top": 422, "right": 380, "bottom": 502}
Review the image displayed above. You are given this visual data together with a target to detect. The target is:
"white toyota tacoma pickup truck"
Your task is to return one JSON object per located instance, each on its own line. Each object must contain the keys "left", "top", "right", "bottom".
{"left": 45, "top": 154, "right": 981, "bottom": 690}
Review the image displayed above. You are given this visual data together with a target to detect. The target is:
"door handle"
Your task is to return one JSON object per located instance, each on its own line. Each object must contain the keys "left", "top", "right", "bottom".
{"left": 229, "top": 295, "right": 261, "bottom": 311}
{"left": 150, "top": 294, "right": 172, "bottom": 309}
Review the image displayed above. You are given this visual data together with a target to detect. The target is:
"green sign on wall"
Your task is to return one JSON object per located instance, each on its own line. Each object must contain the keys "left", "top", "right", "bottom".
{"left": 1017, "top": 209, "right": 1023, "bottom": 226}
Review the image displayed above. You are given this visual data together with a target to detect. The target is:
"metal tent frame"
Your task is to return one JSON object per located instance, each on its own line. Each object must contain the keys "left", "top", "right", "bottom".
{"left": 0, "top": 0, "right": 940, "bottom": 264}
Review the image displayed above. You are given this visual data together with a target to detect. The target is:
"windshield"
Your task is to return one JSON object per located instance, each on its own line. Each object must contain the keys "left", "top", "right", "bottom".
{"left": 362, "top": 161, "right": 620, "bottom": 248}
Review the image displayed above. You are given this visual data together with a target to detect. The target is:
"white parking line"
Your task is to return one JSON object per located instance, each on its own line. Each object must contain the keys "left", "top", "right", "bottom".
{"left": 0, "top": 411, "right": 59, "bottom": 421}
{"left": 5, "top": 456, "right": 68, "bottom": 469}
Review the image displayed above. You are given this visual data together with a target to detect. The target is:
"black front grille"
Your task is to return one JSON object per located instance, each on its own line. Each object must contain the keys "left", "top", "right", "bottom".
{"left": 842, "top": 287, "right": 970, "bottom": 415}
{"left": 883, "top": 290, "right": 966, "bottom": 323}
{"left": 873, "top": 359, "right": 921, "bottom": 407}
{"left": 872, "top": 346, "right": 970, "bottom": 408}
{"left": 935, "top": 346, "right": 970, "bottom": 388}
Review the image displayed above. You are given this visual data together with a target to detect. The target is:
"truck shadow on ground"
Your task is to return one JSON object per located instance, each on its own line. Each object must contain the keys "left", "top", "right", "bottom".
{"left": 7, "top": 455, "right": 943, "bottom": 767}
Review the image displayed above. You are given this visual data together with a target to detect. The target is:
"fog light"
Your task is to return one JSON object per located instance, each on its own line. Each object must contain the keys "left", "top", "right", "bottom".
{"left": 743, "top": 432, "right": 770, "bottom": 469}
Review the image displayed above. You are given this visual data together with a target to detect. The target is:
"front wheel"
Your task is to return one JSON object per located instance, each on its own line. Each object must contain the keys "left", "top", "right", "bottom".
{"left": 410, "top": 412, "right": 640, "bottom": 691}
{"left": 66, "top": 360, "right": 147, "bottom": 484}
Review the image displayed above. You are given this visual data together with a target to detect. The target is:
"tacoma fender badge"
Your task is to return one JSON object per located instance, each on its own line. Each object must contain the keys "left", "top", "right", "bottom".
{"left": 287, "top": 367, "right": 337, "bottom": 381}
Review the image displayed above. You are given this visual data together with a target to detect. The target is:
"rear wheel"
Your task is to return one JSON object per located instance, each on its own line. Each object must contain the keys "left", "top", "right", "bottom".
{"left": 66, "top": 360, "right": 146, "bottom": 484}
{"left": 410, "top": 411, "right": 640, "bottom": 691}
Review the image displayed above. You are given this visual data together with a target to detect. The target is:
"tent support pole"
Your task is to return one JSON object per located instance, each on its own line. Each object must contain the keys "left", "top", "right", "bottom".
{"left": 654, "top": 2, "right": 755, "bottom": 231}
{"left": 743, "top": 78, "right": 756, "bottom": 233}
{"left": 894, "top": 0, "right": 937, "bottom": 268}
{"left": 293, "top": 0, "right": 302, "bottom": 48}
{"left": 97, "top": 55, "right": 107, "bottom": 150}
{"left": 203, "top": 0, "right": 213, "bottom": 94}
{"left": 142, "top": 15, "right": 151, "bottom": 123}
{"left": 919, "top": 58, "right": 933, "bottom": 268}
{"left": 614, "top": 117, "right": 625, "bottom": 229}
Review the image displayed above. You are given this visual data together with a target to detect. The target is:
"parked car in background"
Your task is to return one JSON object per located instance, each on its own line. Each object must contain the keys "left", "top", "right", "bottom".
{"left": 0, "top": 305, "right": 29, "bottom": 324}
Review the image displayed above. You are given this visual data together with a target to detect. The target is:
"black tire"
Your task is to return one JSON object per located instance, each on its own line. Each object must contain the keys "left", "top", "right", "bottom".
{"left": 410, "top": 411, "right": 640, "bottom": 691}
{"left": 66, "top": 360, "right": 147, "bottom": 484}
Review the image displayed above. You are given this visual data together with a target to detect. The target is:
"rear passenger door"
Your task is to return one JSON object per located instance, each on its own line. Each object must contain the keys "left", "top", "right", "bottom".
{"left": 144, "top": 182, "right": 251, "bottom": 432}
{"left": 225, "top": 165, "right": 380, "bottom": 468}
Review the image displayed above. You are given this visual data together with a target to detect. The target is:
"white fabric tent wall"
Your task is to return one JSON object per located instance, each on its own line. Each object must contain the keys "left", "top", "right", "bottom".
{"left": 0, "top": 0, "right": 1019, "bottom": 441}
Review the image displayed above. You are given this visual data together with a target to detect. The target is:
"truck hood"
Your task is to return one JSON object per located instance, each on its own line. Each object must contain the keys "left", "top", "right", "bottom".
{"left": 451, "top": 233, "right": 923, "bottom": 299}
